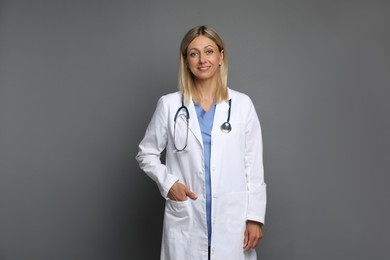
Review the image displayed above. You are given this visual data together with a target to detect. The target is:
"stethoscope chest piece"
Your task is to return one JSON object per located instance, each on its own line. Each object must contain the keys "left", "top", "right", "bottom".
{"left": 220, "top": 98, "right": 232, "bottom": 133}
{"left": 220, "top": 122, "right": 232, "bottom": 133}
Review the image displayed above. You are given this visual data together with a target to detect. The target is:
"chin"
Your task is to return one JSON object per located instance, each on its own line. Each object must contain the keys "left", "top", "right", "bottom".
{"left": 195, "top": 72, "right": 217, "bottom": 80}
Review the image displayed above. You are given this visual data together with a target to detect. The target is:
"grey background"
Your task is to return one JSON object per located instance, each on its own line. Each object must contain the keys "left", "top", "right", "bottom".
{"left": 1, "top": 0, "right": 389, "bottom": 259}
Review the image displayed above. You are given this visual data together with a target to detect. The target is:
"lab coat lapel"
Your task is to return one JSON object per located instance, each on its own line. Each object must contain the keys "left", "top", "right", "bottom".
{"left": 187, "top": 99, "right": 203, "bottom": 148}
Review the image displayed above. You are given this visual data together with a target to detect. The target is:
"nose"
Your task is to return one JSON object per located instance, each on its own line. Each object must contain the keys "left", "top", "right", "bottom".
{"left": 198, "top": 52, "right": 206, "bottom": 64}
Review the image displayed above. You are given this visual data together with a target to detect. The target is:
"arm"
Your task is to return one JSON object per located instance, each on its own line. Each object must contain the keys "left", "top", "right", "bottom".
{"left": 243, "top": 98, "right": 267, "bottom": 250}
{"left": 136, "top": 96, "right": 179, "bottom": 199}
{"left": 136, "top": 96, "right": 197, "bottom": 200}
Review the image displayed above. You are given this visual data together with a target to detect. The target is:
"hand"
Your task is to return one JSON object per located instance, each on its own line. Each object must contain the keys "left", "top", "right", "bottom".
{"left": 243, "top": 221, "right": 263, "bottom": 252}
{"left": 168, "top": 182, "right": 197, "bottom": 201}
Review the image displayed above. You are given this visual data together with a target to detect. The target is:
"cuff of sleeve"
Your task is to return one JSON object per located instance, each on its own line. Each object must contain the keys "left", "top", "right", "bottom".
{"left": 246, "top": 214, "right": 265, "bottom": 225}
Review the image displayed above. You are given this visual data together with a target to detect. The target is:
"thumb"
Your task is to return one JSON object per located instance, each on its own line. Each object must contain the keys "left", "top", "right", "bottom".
{"left": 185, "top": 187, "right": 198, "bottom": 200}
{"left": 243, "top": 227, "right": 249, "bottom": 247}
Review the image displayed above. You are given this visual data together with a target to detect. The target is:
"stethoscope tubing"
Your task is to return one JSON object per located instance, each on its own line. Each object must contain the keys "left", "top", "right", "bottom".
{"left": 174, "top": 97, "right": 232, "bottom": 151}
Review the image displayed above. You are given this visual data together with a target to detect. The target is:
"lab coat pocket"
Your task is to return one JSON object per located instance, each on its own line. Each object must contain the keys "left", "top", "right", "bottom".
{"left": 165, "top": 199, "right": 191, "bottom": 219}
{"left": 164, "top": 199, "right": 192, "bottom": 242}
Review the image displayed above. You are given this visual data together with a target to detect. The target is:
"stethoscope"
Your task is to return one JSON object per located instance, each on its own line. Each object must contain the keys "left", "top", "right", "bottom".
{"left": 173, "top": 97, "right": 232, "bottom": 151}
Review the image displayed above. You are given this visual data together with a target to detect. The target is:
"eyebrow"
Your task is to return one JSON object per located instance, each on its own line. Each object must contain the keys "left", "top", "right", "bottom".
{"left": 188, "top": 45, "right": 216, "bottom": 51}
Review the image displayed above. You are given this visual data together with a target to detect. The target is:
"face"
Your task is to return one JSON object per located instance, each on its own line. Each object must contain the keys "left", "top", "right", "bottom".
{"left": 186, "top": 35, "right": 224, "bottom": 83}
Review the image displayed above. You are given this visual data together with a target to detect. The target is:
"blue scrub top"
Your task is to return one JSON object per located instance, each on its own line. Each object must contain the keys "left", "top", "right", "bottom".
{"left": 194, "top": 103, "right": 216, "bottom": 246}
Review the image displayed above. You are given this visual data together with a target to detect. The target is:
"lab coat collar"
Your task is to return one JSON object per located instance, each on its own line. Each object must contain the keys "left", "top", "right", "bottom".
{"left": 187, "top": 89, "right": 231, "bottom": 147}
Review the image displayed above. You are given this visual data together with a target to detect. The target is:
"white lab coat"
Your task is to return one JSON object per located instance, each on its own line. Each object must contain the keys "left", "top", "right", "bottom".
{"left": 136, "top": 88, "right": 266, "bottom": 260}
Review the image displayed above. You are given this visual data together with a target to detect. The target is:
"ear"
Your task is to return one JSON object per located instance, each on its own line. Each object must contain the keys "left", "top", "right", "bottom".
{"left": 219, "top": 50, "right": 224, "bottom": 65}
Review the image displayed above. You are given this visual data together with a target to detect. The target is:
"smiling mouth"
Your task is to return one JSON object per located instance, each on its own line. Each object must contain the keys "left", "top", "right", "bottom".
{"left": 198, "top": 66, "right": 210, "bottom": 71}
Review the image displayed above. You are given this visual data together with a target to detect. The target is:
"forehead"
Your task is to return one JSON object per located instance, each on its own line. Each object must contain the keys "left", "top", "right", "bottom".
{"left": 188, "top": 35, "right": 218, "bottom": 50}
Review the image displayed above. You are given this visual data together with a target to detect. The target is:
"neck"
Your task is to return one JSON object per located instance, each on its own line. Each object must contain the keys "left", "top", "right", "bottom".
{"left": 193, "top": 79, "right": 217, "bottom": 112}
{"left": 194, "top": 78, "right": 217, "bottom": 101}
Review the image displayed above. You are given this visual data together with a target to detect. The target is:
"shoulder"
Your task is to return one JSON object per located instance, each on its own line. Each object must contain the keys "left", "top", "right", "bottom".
{"left": 155, "top": 91, "right": 181, "bottom": 108}
{"left": 228, "top": 88, "right": 254, "bottom": 106}
{"left": 228, "top": 88, "right": 261, "bottom": 125}
{"left": 158, "top": 91, "right": 181, "bottom": 103}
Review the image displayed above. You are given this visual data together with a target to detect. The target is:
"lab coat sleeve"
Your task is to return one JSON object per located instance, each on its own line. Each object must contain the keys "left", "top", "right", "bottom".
{"left": 245, "top": 98, "right": 267, "bottom": 224}
{"left": 136, "top": 96, "right": 179, "bottom": 199}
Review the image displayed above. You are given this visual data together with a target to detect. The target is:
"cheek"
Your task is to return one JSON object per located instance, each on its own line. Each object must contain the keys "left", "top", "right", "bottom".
{"left": 187, "top": 60, "right": 199, "bottom": 73}
{"left": 186, "top": 64, "right": 197, "bottom": 76}
{"left": 186, "top": 58, "right": 195, "bottom": 68}
{"left": 212, "top": 55, "right": 221, "bottom": 64}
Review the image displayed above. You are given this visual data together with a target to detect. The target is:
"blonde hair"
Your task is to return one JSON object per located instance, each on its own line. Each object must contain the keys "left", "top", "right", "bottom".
{"left": 178, "top": 25, "right": 228, "bottom": 105}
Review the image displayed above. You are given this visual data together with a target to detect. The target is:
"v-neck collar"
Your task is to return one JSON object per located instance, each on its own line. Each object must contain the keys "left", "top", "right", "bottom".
{"left": 187, "top": 92, "right": 231, "bottom": 148}
{"left": 194, "top": 102, "right": 216, "bottom": 117}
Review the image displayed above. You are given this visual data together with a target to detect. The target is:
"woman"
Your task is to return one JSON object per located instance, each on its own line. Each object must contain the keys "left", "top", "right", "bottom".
{"left": 136, "top": 25, "right": 266, "bottom": 260}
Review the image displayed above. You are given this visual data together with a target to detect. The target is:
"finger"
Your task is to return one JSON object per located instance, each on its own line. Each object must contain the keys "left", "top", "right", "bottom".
{"left": 244, "top": 236, "right": 255, "bottom": 251}
{"left": 251, "top": 234, "right": 262, "bottom": 248}
{"left": 244, "top": 230, "right": 261, "bottom": 251}
{"left": 185, "top": 188, "right": 198, "bottom": 200}
{"left": 244, "top": 243, "right": 251, "bottom": 252}
{"left": 243, "top": 229, "right": 249, "bottom": 250}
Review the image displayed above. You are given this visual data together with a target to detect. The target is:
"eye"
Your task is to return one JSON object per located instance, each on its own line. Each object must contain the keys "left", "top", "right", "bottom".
{"left": 205, "top": 49, "right": 214, "bottom": 55}
{"left": 189, "top": 51, "right": 199, "bottom": 57}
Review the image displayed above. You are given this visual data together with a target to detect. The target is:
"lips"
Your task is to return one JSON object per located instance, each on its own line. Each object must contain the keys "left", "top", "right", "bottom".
{"left": 198, "top": 66, "right": 211, "bottom": 71}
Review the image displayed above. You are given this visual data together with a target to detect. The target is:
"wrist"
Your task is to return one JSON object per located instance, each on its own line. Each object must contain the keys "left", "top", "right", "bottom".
{"left": 247, "top": 220, "right": 263, "bottom": 227}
